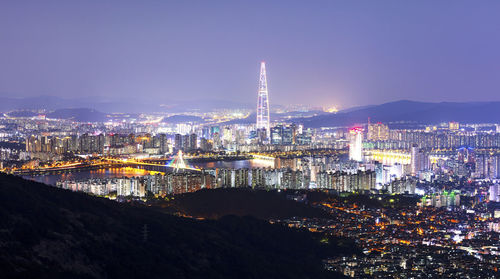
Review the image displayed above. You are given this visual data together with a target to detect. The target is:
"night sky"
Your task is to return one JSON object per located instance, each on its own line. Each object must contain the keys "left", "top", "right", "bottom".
{"left": 1, "top": 1, "right": 500, "bottom": 109}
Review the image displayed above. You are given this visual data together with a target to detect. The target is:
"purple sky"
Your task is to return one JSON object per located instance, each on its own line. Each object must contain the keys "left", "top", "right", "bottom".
{"left": 1, "top": 1, "right": 500, "bottom": 109}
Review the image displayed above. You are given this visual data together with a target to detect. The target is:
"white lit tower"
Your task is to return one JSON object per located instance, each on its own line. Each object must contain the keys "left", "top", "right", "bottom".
{"left": 349, "top": 127, "right": 363, "bottom": 162}
{"left": 256, "top": 61, "right": 270, "bottom": 140}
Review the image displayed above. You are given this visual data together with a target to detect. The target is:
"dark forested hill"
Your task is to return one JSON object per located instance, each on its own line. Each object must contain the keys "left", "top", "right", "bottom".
{"left": 0, "top": 174, "right": 354, "bottom": 279}
{"left": 162, "top": 187, "right": 331, "bottom": 219}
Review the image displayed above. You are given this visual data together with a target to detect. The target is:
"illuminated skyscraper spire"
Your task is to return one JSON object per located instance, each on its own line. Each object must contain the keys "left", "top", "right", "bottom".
{"left": 256, "top": 61, "right": 270, "bottom": 139}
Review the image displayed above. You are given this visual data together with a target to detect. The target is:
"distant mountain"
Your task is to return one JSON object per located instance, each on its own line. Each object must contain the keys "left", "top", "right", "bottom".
{"left": 5, "top": 110, "right": 38, "bottom": 118}
{"left": 0, "top": 174, "right": 353, "bottom": 278}
{"left": 162, "top": 114, "right": 204, "bottom": 124}
{"left": 337, "top": 104, "right": 376, "bottom": 114}
{"left": 222, "top": 110, "right": 326, "bottom": 125}
{"left": 164, "top": 99, "right": 253, "bottom": 111}
{"left": 0, "top": 95, "right": 253, "bottom": 113}
{"left": 46, "top": 108, "right": 108, "bottom": 122}
{"left": 0, "top": 95, "right": 137, "bottom": 112}
{"left": 298, "top": 100, "right": 500, "bottom": 127}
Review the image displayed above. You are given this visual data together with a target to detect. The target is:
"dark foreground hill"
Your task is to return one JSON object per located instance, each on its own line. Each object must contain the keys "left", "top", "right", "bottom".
{"left": 161, "top": 188, "right": 331, "bottom": 219}
{"left": 0, "top": 174, "right": 354, "bottom": 279}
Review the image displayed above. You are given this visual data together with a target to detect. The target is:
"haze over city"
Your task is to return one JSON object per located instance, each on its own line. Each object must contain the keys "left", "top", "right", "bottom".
{"left": 2, "top": 0, "right": 500, "bottom": 108}
{"left": 2, "top": 1, "right": 500, "bottom": 279}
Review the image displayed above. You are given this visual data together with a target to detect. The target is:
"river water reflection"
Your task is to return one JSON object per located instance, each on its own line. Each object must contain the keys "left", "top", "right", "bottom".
{"left": 25, "top": 159, "right": 272, "bottom": 185}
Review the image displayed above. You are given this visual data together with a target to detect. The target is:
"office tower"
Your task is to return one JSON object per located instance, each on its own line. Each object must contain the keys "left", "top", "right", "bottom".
{"left": 282, "top": 125, "right": 293, "bottom": 145}
{"left": 199, "top": 137, "right": 211, "bottom": 151}
{"left": 349, "top": 127, "right": 363, "bottom": 162}
{"left": 182, "top": 135, "right": 190, "bottom": 151}
{"left": 174, "top": 134, "right": 182, "bottom": 150}
{"left": 189, "top": 133, "right": 197, "bottom": 150}
{"left": 256, "top": 61, "right": 270, "bottom": 140}
{"left": 270, "top": 125, "right": 282, "bottom": 145}
{"left": 270, "top": 125, "right": 294, "bottom": 145}
{"left": 159, "top": 134, "right": 168, "bottom": 154}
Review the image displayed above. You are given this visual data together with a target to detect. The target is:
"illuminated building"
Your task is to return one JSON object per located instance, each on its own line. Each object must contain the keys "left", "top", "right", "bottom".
{"left": 158, "top": 134, "right": 168, "bottom": 154}
{"left": 410, "top": 144, "right": 428, "bottom": 176}
{"left": 270, "top": 126, "right": 282, "bottom": 145}
{"left": 367, "top": 150, "right": 411, "bottom": 165}
{"left": 349, "top": 127, "right": 363, "bottom": 162}
{"left": 317, "top": 170, "right": 375, "bottom": 192}
{"left": 367, "top": 122, "right": 389, "bottom": 141}
{"left": 189, "top": 133, "right": 197, "bottom": 150}
{"left": 174, "top": 134, "right": 182, "bottom": 150}
{"left": 490, "top": 184, "right": 500, "bottom": 202}
{"left": 199, "top": 137, "right": 211, "bottom": 151}
{"left": 270, "top": 125, "right": 294, "bottom": 145}
{"left": 475, "top": 153, "right": 500, "bottom": 179}
{"left": 449, "top": 121, "right": 459, "bottom": 130}
{"left": 256, "top": 61, "right": 270, "bottom": 140}
{"left": 422, "top": 191, "right": 460, "bottom": 208}
{"left": 389, "top": 178, "right": 416, "bottom": 194}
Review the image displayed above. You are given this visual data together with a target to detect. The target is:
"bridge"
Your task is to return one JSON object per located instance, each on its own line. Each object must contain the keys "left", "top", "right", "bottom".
{"left": 13, "top": 151, "right": 200, "bottom": 176}
{"left": 12, "top": 162, "right": 121, "bottom": 176}
{"left": 104, "top": 151, "right": 200, "bottom": 172}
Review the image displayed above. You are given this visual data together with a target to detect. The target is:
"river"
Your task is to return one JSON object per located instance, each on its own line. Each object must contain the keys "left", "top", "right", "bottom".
{"left": 24, "top": 159, "right": 273, "bottom": 185}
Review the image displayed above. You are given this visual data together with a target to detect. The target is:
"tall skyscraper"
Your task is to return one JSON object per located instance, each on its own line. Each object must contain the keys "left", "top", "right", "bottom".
{"left": 256, "top": 61, "right": 270, "bottom": 140}
{"left": 410, "top": 144, "right": 420, "bottom": 176}
{"left": 349, "top": 127, "right": 363, "bottom": 162}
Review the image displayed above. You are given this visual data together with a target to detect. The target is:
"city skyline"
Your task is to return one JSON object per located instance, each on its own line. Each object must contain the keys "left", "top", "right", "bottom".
{"left": 2, "top": 1, "right": 500, "bottom": 108}
{"left": 2, "top": 2, "right": 500, "bottom": 278}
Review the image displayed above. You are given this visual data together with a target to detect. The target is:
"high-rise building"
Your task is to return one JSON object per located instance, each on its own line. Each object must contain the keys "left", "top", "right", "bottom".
{"left": 158, "top": 134, "right": 168, "bottom": 154}
{"left": 270, "top": 125, "right": 282, "bottom": 145}
{"left": 449, "top": 121, "right": 459, "bottom": 130}
{"left": 367, "top": 122, "right": 389, "bottom": 141}
{"left": 270, "top": 125, "right": 294, "bottom": 145}
{"left": 256, "top": 61, "right": 270, "bottom": 140}
{"left": 410, "top": 144, "right": 429, "bottom": 176}
{"left": 189, "top": 133, "right": 197, "bottom": 150}
{"left": 349, "top": 127, "right": 363, "bottom": 162}
{"left": 174, "top": 134, "right": 182, "bottom": 150}
{"left": 490, "top": 184, "right": 500, "bottom": 202}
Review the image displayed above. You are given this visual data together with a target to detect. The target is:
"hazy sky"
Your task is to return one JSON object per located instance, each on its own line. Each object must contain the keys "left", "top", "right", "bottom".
{"left": 1, "top": 1, "right": 500, "bottom": 109}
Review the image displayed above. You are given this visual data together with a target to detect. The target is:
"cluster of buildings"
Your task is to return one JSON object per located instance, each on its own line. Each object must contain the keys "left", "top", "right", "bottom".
{"left": 316, "top": 170, "right": 376, "bottom": 193}
{"left": 56, "top": 171, "right": 215, "bottom": 197}
{"left": 215, "top": 168, "right": 307, "bottom": 189}
{"left": 277, "top": 194, "right": 499, "bottom": 279}
{"left": 420, "top": 191, "right": 461, "bottom": 208}
{"left": 6, "top": 62, "right": 500, "bottom": 203}
{"left": 26, "top": 133, "right": 171, "bottom": 157}
{"left": 55, "top": 167, "right": 310, "bottom": 198}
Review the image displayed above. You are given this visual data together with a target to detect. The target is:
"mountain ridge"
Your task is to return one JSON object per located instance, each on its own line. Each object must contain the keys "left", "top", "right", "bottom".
{"left": 0, "top": 173, "right": 352, "bottom": 278}
{"left": 297, "top": 100, "right": 500, "bottom": 127}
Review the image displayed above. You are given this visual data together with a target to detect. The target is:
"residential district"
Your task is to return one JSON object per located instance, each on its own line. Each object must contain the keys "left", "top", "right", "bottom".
{"left": 0, "top": 65, "right": 498, "bottom": 278}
